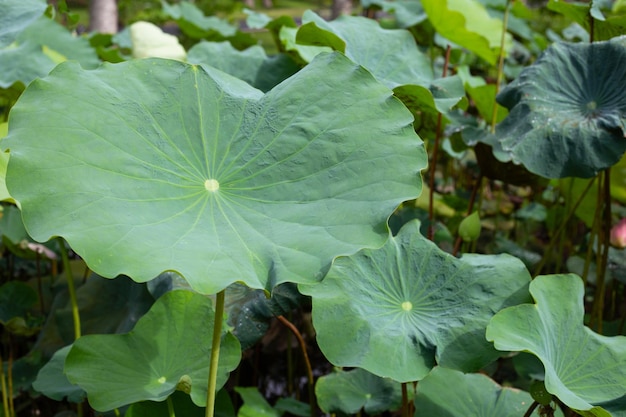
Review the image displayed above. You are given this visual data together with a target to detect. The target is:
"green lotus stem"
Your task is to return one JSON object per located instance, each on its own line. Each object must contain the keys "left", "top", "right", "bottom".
{"left": 401, "top": 382, "right": 409, "bottom": 417}
{"left": 533, "top": 178, "right": 595, "bottom": 276}
{"left": 0, "top": 352, "right": 9, "bottom": 417}
{"left": 276, "top": 315, "right": 315, "bottom": 417}
{"left": 590, "top": 168, "right": 611, "bottom": 332}
{"left": 206, "top": 289, "right": 225, "bottom": 417}
{"left": 522, "top": 401, "right": 539, "bottom": 417}
{"left": 167, "top": 395, "right": 176, "bottom": 417}
{"left": 58, "top": 238, "right": 81, "bottom": 340}
{"left": 490, "top": 0, "right": 511, "bottom": 134}
{"left": 427, "top": 44, "right": 452, "bottom": 241}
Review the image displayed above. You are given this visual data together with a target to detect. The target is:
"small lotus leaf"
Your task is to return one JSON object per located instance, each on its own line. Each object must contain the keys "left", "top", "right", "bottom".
{"left": 292, "top": 11, "right": 465, "bottom": 114}
{"left": 421, "top": 0, "right": 512, "bottom": 65}
{"left": 4, "top": 53, "right": 425, "bottom": 295}
{"left": 486, "top": 274, "right": 626, "bottom": 413}
{"left": 315, "top": 368, "right": 402, "bottom": 414}
{"left": 235, "top": 387, "right": 281, "bottom": 417}
{"left": 65, "top": 289, "right": 241, "bottom": 411}
{"left": 489, "top": 39, "right": 626, "bottom": 178}
{"left": 414, "top": 367, "right": 552, "bottom": 417}
{"left": 301, "top": 220, "right": 531, "bottom": 382}
{"left": 32, "top": 345, "right": 86, "bottom": 403}
{"left": 187, "top": 41, "right": 299, "bottom": 92}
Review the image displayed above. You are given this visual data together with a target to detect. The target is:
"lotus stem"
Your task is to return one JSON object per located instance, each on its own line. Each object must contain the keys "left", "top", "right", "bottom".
{"left": 490, "top": 0, "right": 511, "bottom": 133}
{"left": 427, "top": 44, "right": 452, "bottom": 241}
{"left": 276, "top": 315, "right": 315, "bottom": 417}
{"left": 167, "top": 395, "right": 176, "bottom": 417}
{"left": 590, "top": 168, "right": 611, "bottom": 332}
{"left": 0, "top": 352, "right": 9, "bottom": 417}
{"left": 206, "top": 289, "right": 225, "bottom": 417}
{"left": 522, "top": 401, "right": 539, "bottom": 417}
{"left": 58, "top": 238, "right": 81, "bottom": 340}
{"left": 533, "top": 178, "right": 595, "bottom": 276}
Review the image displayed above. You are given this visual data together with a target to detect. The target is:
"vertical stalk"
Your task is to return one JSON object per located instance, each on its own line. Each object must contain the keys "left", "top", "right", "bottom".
{"left": 401, "top": 382, "right": 409, "bottom": 417}
{"left": 276, "top": 315, "right": 315, "bottom": 417}
{"left": 206, "top": 289, "right": 225, "bottom": 417}
{"left": 590, "top": 169, "right": 611, "bottom": 332}
{"left": 533, "top": 178, "right": 595, "bottom": 276}
{"left": 490, "top": 0, "right": 511, "bottom": 134}
{"left": 167, "top": 395, "right": 176, "bottom": 417}
{"left": 57, "top": 237, "right": 83, "bottom": 417}
{"left": 0, "top": 352, "right": 10, "bottom": 417}
{"left": 58, "top": 238, "right": 81, "bottom": 340}
{"left": 427, "top": 45, "right": 452, "bottom": 240}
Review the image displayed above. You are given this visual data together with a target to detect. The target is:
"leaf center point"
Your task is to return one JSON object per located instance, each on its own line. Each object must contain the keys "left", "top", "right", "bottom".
{"left": 401, "top": 301, "right": 412, "bottom": 311}
{"left": 157, "top": 376, "right": 166, "bottom": 384}
{"left": 204, "top": 179, "right": 220, "bottom": 192}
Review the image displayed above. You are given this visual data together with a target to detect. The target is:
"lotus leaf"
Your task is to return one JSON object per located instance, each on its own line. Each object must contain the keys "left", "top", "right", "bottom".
{"left": 0, "top": 0, "right": 46, "bottom": 48}
{"left": 65, "top": 289, "right": 241, "bottom": 410}
{"left": 187, "top": 41, "right": 299, "bottom": 92}
{"left": 292, "top": 11, "right": 465, "bottom": 115}
{"left": 4, "top": 53, "right": 425, "bottom": 294}
{"left": 414, "top": 366, "right": 552, "bottom": 417}
{"left": 486, "top": 274, "right": 626, "bottom": 413}
{"left": 489, "top": 39, "right": 626, "bottom": 178}
{"left": 32, "top": 345, "right": 86, "bottom": 403}
{"left": 421, "top": 0, "right": 512, "bottom": 65}
{"left": 300, "top": 220, "right": 531, "bottom": 382}
{"left": 315, "top": 368, "right": 402, "bottom": 414}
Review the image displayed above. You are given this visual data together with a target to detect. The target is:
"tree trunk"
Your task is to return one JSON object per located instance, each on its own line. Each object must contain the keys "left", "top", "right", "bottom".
{"left": 244, "top": 0, "right": 255, "bottom": 8}
{"left": 89, "top": 0, "right": 118, "bottom": 34}
{"left": 331, "top": 0, "right": 352, "bottom": 19}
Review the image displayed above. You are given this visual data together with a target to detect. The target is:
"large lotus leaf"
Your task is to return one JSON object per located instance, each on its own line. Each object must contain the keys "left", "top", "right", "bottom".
{"left": 294, "top": 11, "right": 465, "bottom": 114}
{"left": 300, "top": 220, "right": 531, "bottom": 382}
{"left": 486, "top": 274, "right": 626, "bottom": 413}
{"left": 414, "top": 367, "right": 553, "bottom": 417}
{"left": 65, "top": 289, "right": 241, "bottom": 411}
{"left": 315, "top": 368, "right": 402, "bottom": 414}
{"left": 4, "top": 53, "right": 425, "bottom": 294}
{"left": 421, "top": 0, "right": 512, "bottom": 65}
{"left": 187, "top": 41, "right": 300, "bottom": 92}
{"left": 0, "top": 0, "right": 46, "bottom": 48}
{"left": 488, "top": 39, "right": 626, "bottom": 179}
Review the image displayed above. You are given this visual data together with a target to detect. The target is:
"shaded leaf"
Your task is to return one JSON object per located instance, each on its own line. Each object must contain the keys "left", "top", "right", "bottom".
{"left": 236, "top": 387, "right": 280, "bottom": 417}
{"left": 487, "top": 274, "right": 626, "bottom": 412}
{"left": 187, "top": 41, "right": 300, "bottom": 92}
{"left": 301, "top": 220, "right": 531, "bottom": 382}
{"left": 488, "top": 39, "right": 626, "bottom": 178}
{"left": 315, "top": 368, "right": 402, "bottom": 414}
{"left": 414, "top": 367, "right": 551, "bottom": 417}
{"left": 4, "top": 53, "right": 425, "bottom": 295}
{"left": 32, "top": 345, "right": 86, "bottom": 403}
{"left": 0, "top": 281, "right": 37, "bottom": 324}
{"left": 65, "top": 290, "right": 241, "bottom": 411}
